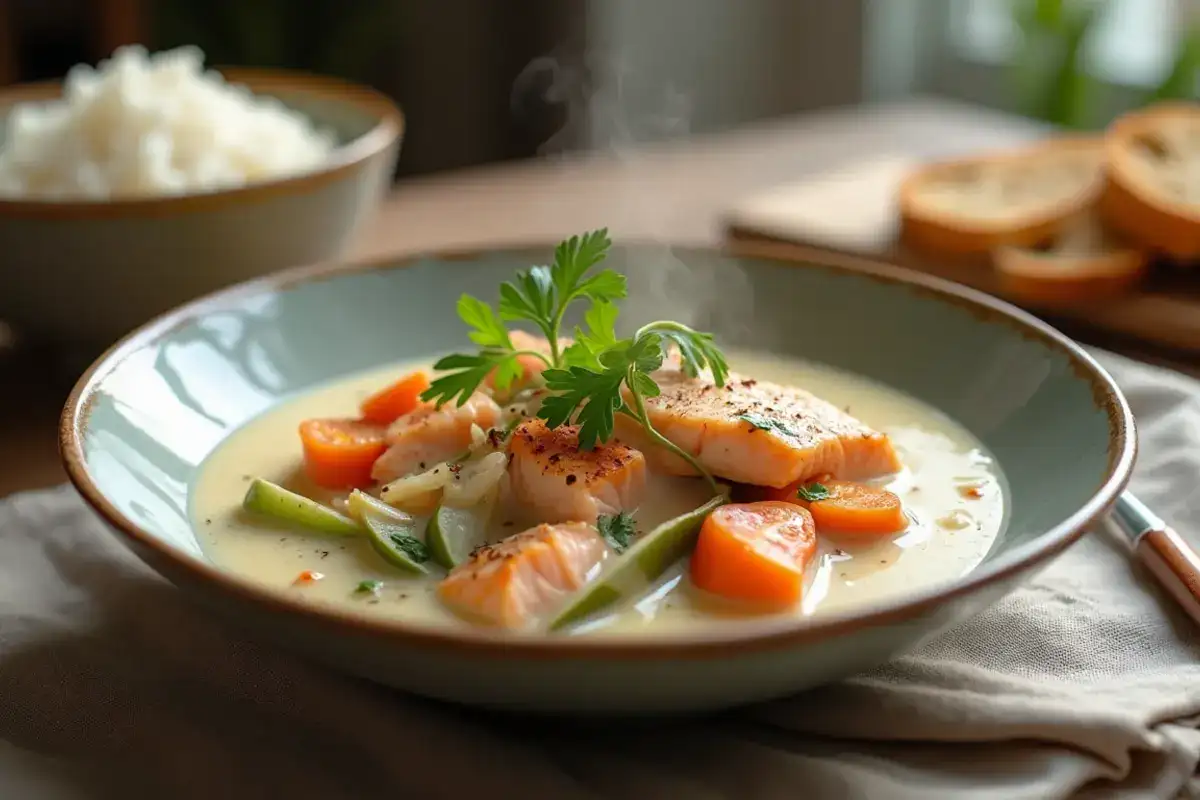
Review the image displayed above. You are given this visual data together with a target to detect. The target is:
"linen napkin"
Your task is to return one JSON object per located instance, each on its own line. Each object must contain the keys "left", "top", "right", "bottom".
{"left": 0, "top": 350, "right": 1197, "bottom": 800}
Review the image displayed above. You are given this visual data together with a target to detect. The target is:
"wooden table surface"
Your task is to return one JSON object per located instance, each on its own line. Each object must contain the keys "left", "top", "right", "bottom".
{"left": 2, "top": 97, "right": 1195, "bottom": 499}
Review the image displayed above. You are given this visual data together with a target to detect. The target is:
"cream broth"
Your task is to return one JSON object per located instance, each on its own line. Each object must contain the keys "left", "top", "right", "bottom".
{"left": 192, "top": 351, "right": 1007, "bottom": 637}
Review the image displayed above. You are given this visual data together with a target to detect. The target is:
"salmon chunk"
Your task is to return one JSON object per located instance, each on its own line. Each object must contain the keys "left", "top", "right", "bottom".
{"left": 437, "top": 522, "right": 609, "bottom": 629}
{"left": 370, "top": 391, "right": 502, "bottom": 483}
{"left": 508, "top": 419, "right": 647, "bottom": 524}
{"left": 615, "top": 370, "right": 901, "bottom": 488}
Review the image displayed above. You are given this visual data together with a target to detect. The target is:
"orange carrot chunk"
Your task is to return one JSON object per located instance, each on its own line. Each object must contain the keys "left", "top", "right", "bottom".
{"left": 359, "top": 371, "right": 431, "bottom": 425}
{"left": 798, "top": 479, "right": 907, "bottom": 535}
{"left": 689, "top": 501, "right": 818, "bottom": 610}
{"left": 299, "top": 418, "right": 388, "bottom": 489}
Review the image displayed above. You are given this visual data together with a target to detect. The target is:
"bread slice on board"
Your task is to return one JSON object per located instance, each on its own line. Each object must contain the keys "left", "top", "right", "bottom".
{"left": 992, "top": 212, "right": 1149, "bottom": 307}
{"left": 899, "top": 138, "right": 1105, "bottom": 257}
{"left": 1100, "top": 102, "right": 1200, "bottom": 259}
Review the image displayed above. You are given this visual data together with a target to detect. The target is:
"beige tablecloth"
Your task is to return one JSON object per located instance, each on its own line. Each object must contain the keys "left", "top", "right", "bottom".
{"left": 0, "top": 351, "right": 1197, "bottom": 799}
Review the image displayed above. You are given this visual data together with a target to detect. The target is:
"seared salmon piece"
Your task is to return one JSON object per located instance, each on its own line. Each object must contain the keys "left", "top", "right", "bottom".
{"left": 437, "top": 521, "right": 609, "bottom": 629}
{"left": 508, "top": 419, "right": 647, "bottom": 524}
{"left": 615, "top": 370, "right": 901, "bottom": 488}
{"left": 484, "top": 331, "right": 572, "bottom": 392}
{"left": 370, "top": 391, "right": 502, "bottom": 483}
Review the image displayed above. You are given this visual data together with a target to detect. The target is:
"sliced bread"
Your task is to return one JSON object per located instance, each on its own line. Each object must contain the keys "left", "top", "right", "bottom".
{"left": 899, "top": 138, "right": 1105, "bottom": 257}
{"left": 1100, "top": 102, "right": 1200, "bottom": 258}
{"left": 992, "top": 212, "right": 1148, "bottom": 307}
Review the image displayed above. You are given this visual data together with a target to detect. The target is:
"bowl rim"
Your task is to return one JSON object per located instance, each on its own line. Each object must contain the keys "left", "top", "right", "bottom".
{"left": 59, "top": 241, "right": 1137, "bottom": 660}
{"left": 0, "top": 67, "right": 403, "bottom": 220}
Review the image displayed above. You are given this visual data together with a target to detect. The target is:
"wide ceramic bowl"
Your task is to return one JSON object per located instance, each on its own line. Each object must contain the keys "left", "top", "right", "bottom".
{"left": 0, "top": 69, "right": 402, "bottom": 352}
{"left": 60, "top": 244, "right": 1135, "bottom": 715}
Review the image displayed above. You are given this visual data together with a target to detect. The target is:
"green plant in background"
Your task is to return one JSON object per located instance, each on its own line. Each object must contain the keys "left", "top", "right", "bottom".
{"left": 154, "top": 0, "right": 399, "bottom": 80}
{"left": 1009, "top": 0, "right": 1107, "bottom": 128}
{"left": 1147, "top": 25, "right": 1200, "bottom": 103}
{"left": 1009, "top": 0, "right": 1200, "bottom": 127}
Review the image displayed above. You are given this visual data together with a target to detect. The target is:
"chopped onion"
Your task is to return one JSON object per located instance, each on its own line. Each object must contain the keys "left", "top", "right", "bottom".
{"left": 443, "top": 451, "right": 508, "bottom": 508}
{"left": 469, "top": 424, "right": 487, "bottom": 449}
{"left": 380, "top": 461, "right": 454, "bottom": 512}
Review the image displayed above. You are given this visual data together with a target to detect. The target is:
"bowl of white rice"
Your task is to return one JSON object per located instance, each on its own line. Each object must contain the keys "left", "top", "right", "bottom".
{"left": 0, "top": 46, "right": 403, "bottom": 350}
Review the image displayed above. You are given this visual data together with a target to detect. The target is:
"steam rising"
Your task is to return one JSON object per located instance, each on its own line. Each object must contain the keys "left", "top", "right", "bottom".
{"left": 511, "top": 54, "right": 756, "bottom": 349}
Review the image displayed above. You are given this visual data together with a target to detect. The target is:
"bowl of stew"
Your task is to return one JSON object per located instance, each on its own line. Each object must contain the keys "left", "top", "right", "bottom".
{"left": 59, "top": 234, "right": 1134, "bottom": 714}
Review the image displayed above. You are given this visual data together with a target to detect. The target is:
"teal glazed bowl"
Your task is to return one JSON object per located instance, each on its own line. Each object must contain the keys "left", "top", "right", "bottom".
{"left": 59, "top": 244, "right": 1136, "bottom": 714}
{"left": 0, "top": 69, "right": 402, "bottom": 351}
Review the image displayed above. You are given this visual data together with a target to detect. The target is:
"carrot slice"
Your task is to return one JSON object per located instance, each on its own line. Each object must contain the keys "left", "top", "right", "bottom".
{"left": 689, "top": 501, "right": 817, "bottom": 610}
{"left": 299, "top": 418, "right": 388, "bottom": 489}
{"left": 797, "top": 479, "right": 907, "bottom": 535}
{"left": 359, "top": 371, "right": 430, "bottom": 425}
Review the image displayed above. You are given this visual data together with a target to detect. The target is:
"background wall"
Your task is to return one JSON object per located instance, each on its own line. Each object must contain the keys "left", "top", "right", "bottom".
{"left": 2, "top": 0, "right": 873, "bottom": 172}
{"left": 585, "top": 0, "right": 868, "bottom": 148}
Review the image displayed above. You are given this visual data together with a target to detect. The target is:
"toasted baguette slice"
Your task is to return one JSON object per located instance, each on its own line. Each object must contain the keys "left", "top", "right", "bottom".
{"left": 899, "top": 138, "right": 1105, "bottom": 257}
{"left": 992, "top": 213, "right": 1148, "bottom": 307}
{"left": 1100, "top": 102, "right": 1200, "bottom": 258}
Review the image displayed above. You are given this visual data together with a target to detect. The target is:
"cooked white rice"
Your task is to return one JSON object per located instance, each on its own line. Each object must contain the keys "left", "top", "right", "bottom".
{"left": 0, "top": 45, "right": 337, "bottom": 200}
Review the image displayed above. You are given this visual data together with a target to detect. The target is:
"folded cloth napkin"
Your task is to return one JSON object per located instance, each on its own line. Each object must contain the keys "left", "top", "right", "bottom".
{"left": 0, "top": 351, "right": 1197, "bottom": 800}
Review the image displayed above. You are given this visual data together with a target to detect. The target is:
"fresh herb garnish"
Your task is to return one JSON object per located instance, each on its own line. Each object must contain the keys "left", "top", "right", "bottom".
{"left": 420, "top": 351, "right": 521, "bottom": 410}
{"left": 542, "top": 319, "right": 727, "bottom": 492}
{"left": 422, "top": 229, "right": 622, "bottom": 406}
{"left": 739, "top": 413, "right": 799, "bottom": 439}
{"left": 499, "top": 229, "right": 624, "bottom": 366}
{"left": 389, "top": 533, "right": 430, "bottom": 563}
{"left": 422, "top": 229, "right": 730, "bottom": 494}
{"left": 355, "top": 579, "right": 383, "bottom": 595}
{"left": 597, "top": 511, "right": 637, "bottom": 553}
{"left": 796, "top": 482, "right": 831, "bottom": 502}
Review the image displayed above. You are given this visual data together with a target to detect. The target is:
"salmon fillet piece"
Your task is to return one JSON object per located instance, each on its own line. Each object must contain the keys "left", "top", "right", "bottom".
{"left": 437, "top": 521, "right": 609, "bottom": 629}
{"left": 615, "top": 369, "right": 901, "bottom": 488}
{"left": 508, "top": 419, "right": 647, "bottom": 524}
{"left": 370, "top": 391, "right": 502, "bottom": 483}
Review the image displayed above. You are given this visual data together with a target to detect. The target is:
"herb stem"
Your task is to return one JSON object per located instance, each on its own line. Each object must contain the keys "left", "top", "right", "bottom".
{"left": 635, "top": 320, "right": 694, "bottom": 339}
{"left": 548, "top": 296, "right": 581, "bottom": 368}
{"left": 510, "top": 349, "right": 554, "bottom": 370}
{"left": 622, "top": 368, "right": 721, "bottom": 496}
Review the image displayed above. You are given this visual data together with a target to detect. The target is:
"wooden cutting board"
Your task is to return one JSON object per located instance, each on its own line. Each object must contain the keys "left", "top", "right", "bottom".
{"left": 722, "top": 154, "right": 1200, "bottom": 358}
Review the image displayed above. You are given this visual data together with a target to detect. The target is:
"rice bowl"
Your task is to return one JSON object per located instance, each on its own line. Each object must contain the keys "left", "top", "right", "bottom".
{"left": 0, "top": 46, "right": 340, "bottom": 201}
{"left": 0, "top": 58, "right": 403, "bottom": 350}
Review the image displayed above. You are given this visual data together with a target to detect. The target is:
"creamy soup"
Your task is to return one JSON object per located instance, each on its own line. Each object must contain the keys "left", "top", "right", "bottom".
{"left": 192, "top": 350, "right": 1006, "bottom": 637}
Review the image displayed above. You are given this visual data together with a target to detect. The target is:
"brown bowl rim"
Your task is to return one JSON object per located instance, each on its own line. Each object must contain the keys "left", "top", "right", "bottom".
{"left": 58, "top": 241, "right": 1137, "bottom": 661}
{"left": 0, "top": 67, "right": 403, "bottom": 220}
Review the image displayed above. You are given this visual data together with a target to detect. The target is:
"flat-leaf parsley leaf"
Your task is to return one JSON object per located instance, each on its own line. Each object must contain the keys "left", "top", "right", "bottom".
{"left": 597, "top": 511, "right": 637, "bottom": 553}
{"left": 739, "top": 413, "right": 799, "bottom": 439}
{"left": 390, "top": 533, "right": 430, "bottom": 563}
{"left": 796, "top": 482, "right": 831, "bottom": 502}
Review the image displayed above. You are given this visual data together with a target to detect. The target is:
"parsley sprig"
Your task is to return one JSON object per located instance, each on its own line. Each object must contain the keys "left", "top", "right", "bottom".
{"left": 422, "top": 229, "right": 623, "bottom": 407}
{"left": 421, "top": 229, "right": 730, "bottom": 494}
{"left": 541, "top": 315, "right": 728, "bottom": 493}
